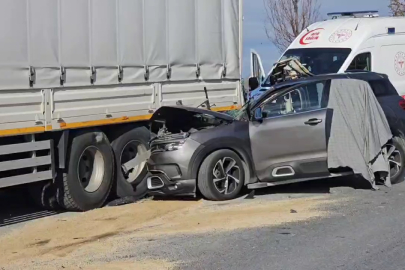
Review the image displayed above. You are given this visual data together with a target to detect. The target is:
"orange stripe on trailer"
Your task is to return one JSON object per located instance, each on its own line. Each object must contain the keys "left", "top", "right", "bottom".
{"left": 0, "top": 126, "right": 46, "bottom": 137}
{"left": 211, "top": 105, "right": 241, "bottom": 112}
{"left": 60, "top": 114, "right": 153, "bottom": 129}
{"left": 60, "top": 106, "right": 240, "bottom": 129}
{"left": 0, "top": 106, "right": 241, "bottom": 137}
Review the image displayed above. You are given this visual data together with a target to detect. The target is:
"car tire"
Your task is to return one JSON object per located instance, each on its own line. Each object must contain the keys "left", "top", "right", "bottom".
{"left": 389, "top": 136, "right": 405, "bottom": 184}
{"left": 57, "top": 131, "right": 114, "bottom": 211}
{"left": 198, "top": 149, "right": 245, "bottom": 201}
{"left": 111, "top": 127, "right": 150, "bottom": 198}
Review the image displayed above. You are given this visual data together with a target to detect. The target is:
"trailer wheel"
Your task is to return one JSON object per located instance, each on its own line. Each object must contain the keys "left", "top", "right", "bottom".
{"left": 58, "top": 131, "right": 114, "bottom": 211}
{"left": 111, "top": 127, "right": 150, "bottom": 198}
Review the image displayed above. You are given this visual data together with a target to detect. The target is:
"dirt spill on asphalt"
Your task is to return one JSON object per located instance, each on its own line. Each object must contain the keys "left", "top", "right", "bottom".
{"left": 0, "top": 195, "right": 337, "bottom": 269}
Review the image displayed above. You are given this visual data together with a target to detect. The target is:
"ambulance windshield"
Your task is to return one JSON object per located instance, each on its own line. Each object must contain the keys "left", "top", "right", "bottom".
{"left": 264, "top": 48, "right": 351, "bottom": 85}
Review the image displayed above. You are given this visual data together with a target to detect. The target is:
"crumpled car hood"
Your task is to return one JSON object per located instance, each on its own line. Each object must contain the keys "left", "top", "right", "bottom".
{"left": 150, "top": 106, "right": 235, "bottom": 122}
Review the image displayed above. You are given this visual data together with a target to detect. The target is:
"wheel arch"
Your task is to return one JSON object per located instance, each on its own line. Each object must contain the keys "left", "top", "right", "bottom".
{"left": 59, "top": 128, "right": 107, "bottom": 173}
{"left": 54, "top": 123, "right": 150, "bottom": 171}
{"left": 189, "top": 139, "right": 256, "bottom": 186}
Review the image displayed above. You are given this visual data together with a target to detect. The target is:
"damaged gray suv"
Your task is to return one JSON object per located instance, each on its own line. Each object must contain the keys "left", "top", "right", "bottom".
{"left": 147, "top": 72, "right": 405, "bottom": 201}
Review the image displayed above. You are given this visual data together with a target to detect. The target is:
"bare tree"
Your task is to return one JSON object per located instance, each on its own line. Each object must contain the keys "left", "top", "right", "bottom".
{"left": 389, "top": 0, "right": 405, "bottom": 16}
{"left": 264, "top": 0, "right": 321, "bottom": 52}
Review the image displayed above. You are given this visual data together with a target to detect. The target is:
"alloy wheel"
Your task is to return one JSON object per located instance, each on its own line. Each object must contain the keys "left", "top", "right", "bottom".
{"left": 212, "top": 157, "right": 241, "bottom": 195}
{"left": 387, "top": 144, "right": 402, "bottom": 179}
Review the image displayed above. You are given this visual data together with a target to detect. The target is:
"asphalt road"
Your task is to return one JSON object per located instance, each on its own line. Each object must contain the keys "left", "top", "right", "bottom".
{"left": 127, "top": 178, "right": 405, "bottom": 270}
{"left": 1, "top": 177, "right": 405, "bottom": 270}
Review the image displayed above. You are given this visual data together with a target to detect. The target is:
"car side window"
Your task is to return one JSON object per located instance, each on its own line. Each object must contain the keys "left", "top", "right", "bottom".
{"left": 347, "top": 53, "right": 371, "bottom": 71}
{"left": 260, "top": 82, "right": 327, "bottom": 118}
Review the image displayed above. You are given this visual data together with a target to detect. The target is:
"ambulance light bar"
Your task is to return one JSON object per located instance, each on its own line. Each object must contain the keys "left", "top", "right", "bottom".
{"left": 327, "top": 10, "right": 379, "bottom": 19}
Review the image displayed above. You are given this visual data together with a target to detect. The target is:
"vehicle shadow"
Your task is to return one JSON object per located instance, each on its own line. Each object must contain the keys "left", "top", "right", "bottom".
{"left": 0, "top": 187, "right": 59, "bottom": 228}
{"left": 0, "top": 176, "right": 374, "bottom": 228}
{"left": 253, "top": 176, "right": 371, "bottom": 197}
{"left": 152, "top": 176, "right": 373, "bottom": 202}
{"left": 152, "top": 196, "right": 201, "bottom": 202}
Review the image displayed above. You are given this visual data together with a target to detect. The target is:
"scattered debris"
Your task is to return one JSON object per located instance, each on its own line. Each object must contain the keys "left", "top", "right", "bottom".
{"left": 245, "top": 191, "right": 255, "bottom": 200}
{"left": 106, "top": 196, "right": 145, "bottom": 207}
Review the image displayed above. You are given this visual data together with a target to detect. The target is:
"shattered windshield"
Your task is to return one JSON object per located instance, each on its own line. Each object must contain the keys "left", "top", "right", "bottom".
{"left": 231, "top": 90, "right": 277, "bottom": 121}
{"left": 264, "top": 48, "right": 352, "bottom": 85}
{"left": 231, "top": 101, "right": 253, "bottom": 121}
{"left": 225, "top": 98, "right": 259, "bottom": 121}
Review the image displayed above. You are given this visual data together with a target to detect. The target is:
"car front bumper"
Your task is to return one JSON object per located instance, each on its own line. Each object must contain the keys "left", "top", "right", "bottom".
{"left": 146, "top": 138, "right": 201, "bottom": 197}
{"left": 146, "top": 172, "right": 196, "bottom": 196}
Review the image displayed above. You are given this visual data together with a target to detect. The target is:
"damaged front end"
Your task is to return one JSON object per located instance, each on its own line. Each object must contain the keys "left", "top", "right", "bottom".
{"left": 146, "top": 106, "right": 234, "bottom": 196}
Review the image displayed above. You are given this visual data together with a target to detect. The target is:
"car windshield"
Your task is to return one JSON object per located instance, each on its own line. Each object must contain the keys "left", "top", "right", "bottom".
{"left": 231, "top": 101, "right": 252, "bottom": 121}
{"left": 230, "top": 89, "right": 278, "bottom": 121}
{"left": 263, "top": 48, "right": 352, "bottom": 85}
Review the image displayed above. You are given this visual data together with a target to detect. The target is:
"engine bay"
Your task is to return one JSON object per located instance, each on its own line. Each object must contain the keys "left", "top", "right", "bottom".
{"left": 150, "top": 106, "right": 233, "bottom": 139}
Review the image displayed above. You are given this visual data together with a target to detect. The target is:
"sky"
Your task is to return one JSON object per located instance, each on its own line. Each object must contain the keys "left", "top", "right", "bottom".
{"left": 242, "top": 0, "right": 391, "bottom": 77}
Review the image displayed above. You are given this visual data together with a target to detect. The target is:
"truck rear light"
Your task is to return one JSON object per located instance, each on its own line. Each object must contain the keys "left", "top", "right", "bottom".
{"left": 399, "top": 100, "right": 405, "bottom": 110}
{"left": 402, "top": 95, "right": 405, "bottom": 100}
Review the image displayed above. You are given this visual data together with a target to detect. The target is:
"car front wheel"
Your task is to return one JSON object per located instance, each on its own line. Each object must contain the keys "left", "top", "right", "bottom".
{"left": 198, "top": 149, "right": 245, "bottom": 201}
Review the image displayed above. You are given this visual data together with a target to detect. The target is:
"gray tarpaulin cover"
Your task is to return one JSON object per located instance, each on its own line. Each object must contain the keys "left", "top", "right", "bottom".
{"left": 327, "top": 79, "right": 393, "bottom": 188}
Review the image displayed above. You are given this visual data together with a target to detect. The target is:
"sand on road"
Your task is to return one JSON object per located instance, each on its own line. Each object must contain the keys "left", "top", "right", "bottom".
{"left": 0, "top": 195, "right": 339, "bottom": 269}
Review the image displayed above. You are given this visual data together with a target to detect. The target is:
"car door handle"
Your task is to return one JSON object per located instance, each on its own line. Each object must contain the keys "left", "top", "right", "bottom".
{"left": 305, "top": 118, "right": 322, "bottom": 125}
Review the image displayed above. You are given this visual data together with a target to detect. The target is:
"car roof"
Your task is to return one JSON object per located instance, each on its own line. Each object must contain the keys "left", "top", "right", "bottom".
{"left": 253, "top": 72, "right": 389, "bottom": 108}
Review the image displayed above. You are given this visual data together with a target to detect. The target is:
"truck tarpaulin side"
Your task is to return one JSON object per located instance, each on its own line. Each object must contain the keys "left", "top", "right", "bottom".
{"left": 0, "top": 0, "right": 240, "bottom": 89}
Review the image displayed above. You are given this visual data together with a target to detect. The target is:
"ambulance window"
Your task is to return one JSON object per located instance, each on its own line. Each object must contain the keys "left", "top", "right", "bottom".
{"left": 263, "top": 48, "right": 351, "bottom": 86}
{"left": 348, "top": 53, "right": 371, "bottom": 71}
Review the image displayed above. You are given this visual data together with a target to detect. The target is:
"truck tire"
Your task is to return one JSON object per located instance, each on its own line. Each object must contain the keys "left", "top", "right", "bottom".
{"left": 28, "top": 181, "right": 60, "bottom": 210}
{"left": 389, "top": 136, "right": 405, "bottom": 184}
{"left": 57, "top": 131, "right": 114, "bottom": 211}
{"left": 198, "top": 149, "right": 245, "bottom": 201}
{"left": 111, "top": 127, "right": 150, "bottom": 198}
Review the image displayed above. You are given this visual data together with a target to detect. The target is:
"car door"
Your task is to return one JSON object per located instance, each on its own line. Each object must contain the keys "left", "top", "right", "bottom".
{"left": 249, "top": 81, "right": 332, "bottom": 182}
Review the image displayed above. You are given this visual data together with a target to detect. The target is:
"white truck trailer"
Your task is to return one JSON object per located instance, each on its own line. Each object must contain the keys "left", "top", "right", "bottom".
{"left": 0, "top": 0, "right": 243, "bottom": 211}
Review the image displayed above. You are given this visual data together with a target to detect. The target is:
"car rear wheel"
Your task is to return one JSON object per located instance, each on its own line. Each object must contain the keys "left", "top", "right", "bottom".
{"left": 388, "top": 136, "right": 405, "bottom": 184}
{"left": 198, "top": 149, "right": 245, "bottom": 201}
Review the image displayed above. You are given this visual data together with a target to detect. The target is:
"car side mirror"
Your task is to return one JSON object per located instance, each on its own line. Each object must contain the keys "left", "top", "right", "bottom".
{"left": 253, "top": 107, "right": 263, "bottom": 123}
{"left": 248, "top": 77, "right": 259, "bottom": 90}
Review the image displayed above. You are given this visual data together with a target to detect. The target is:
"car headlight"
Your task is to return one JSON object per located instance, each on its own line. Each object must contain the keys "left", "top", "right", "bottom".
{"left": 151, "top": 140, "right": 186, "bottom": 153}
{"left": 163, "top": 140, "right": 185, "bottom": 151}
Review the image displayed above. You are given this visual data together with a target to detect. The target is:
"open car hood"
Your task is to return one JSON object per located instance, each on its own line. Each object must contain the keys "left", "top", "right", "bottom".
{"left": 150, "top": 106, "right": 235, "bottom": 138}
{"left": 150, "top": 106, "right": 235, "bottom": 122}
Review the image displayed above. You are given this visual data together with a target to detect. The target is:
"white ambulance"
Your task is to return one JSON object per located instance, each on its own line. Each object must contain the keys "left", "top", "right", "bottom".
{"left": 251, "top": 11, "right": 405, "bottom": 97}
